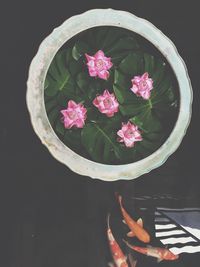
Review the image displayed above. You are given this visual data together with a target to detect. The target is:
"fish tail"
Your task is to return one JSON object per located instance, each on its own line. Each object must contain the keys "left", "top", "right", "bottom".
{"left": 128, "top": 254, "right": 137, "bottom": 267}
{"left": 107, "top": 213, "right": 111, "bottom": 229}
{"left": 115, "top": 193, "right": 122, "bottom": 208}
{"left": 122, "top": 239, "right": 133, "bottom": 250}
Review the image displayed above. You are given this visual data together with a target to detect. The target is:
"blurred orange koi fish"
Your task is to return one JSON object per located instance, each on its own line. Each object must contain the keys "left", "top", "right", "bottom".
{"left": 117, "top": 195, "right": 150, "bottom": 243}
{"left": 124, "top": 240, "right": 179, "bottom": 262}
{"left": 107, "top": 214, "right": 129, "bottom": 267}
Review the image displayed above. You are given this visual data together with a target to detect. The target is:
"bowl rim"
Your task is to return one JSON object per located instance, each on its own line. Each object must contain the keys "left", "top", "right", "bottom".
{"left": 26, "top": 8, "right": 192, "bottom": 181}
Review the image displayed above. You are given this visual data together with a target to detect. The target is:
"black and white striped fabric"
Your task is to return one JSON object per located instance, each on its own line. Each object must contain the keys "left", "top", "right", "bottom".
{"left": 154, "top": 207, "right": 200, "bottom": 255}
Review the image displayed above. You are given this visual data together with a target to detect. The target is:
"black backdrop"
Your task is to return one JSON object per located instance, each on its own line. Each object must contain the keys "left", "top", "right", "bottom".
{"left": 1, "top": 1, "right": 200, "bottom": 267}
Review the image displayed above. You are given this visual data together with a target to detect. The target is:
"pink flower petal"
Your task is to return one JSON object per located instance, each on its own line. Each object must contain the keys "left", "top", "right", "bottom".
{"left": 89, "top": 68, "right": 97, "bottom": 77}
{"left": 68, "top": 100, "right": 77, "bottom": 108}
{"left": 95, "top": 50, "right": 105, "bottom": 59}
{"left": 93, "top": 89, "right": 119, "bottom": 117}
{"left": 98, "top": 70, "right": 109, "bottom": 80}
{"left": 130, "top": 72, "right": 153, "bottom": 100}
{"left": 117, "top": 121, "right": 142, "bottom": 148}
{"left": 85, "top": 53, "right": 95, "bottom": 62}
{"left": 85, "top": 50, "right": 113, "bottom": 80}
{"left": 142, "top": 72, "right": 149, "bottom": 79}
{"left": 61, "top": 100, "right": 87, "bottom": 129}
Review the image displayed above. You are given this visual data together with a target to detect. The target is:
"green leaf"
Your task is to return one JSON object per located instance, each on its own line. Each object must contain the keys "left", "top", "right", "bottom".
{"left": 81, "top": 123, "right": 122, "bottom": 163}
{"left": 106, "top": 37, "right": 139, "bottom": 56}
{"left": 55, "top": 119, "right": 65, "bottom": 136}
{"left": 88, "top": 81, "right": 102, "bottom": 100}
{"left": 152, "top": 76, "right": 171, "bottom": 100}
{"left": 65, "top": 48, "right": 73, "bottom": 65}
{"left": 101, "top": 27, "right": 131, "bottom": 50}
{"left": 151, "top": 59, "right": 166, "bottom": 88}
{"left": 119, "top": 103, "right": 147, "bottom": 116}
{"left": 48, "top": 107, "right": 60, "bottom": 127}
{"left": 94, "top": 27, "right": 110, "bottom": 49}
{"left": 130, "top": 109, "right": 162, "bottom": 133}
{"left": 56, "top": 50, "right": 68, "bottom": 74}
{"left": 72, "top": 41, "right": 89, "bottom": 61}
{"left": 69, "top": 60, "right": 83, "bottom": 76}
{"left": 135, "top": 142, "right": 150, "bottom": 157}
{"left": 44, "top": 78, "right": 49, "bottom": 90}
{"left": 114, "top": 70, "right": 145, "bottom": 105}
{"left": 113, "top": 85, "right": 125, "bottom": 104}
{"left": 76, "top": 72, "right": 90, "bottom": 90}
{"left": 119, "top": 52, "right": 143, "bottom": 75}
{"left": 45, "top": 50, "right": 75, "bottom": 97}
{"left": 140, "top": 139, "right": 161, "bottom": 152}
{"left": 144, "top": 53, "right": 155, "bottom": 76}
{"left": 144, "top": 132, "right": 163, "bottom": 142}
{"left": 44, "top": 81, "right": 58, "bottom": 97}
{"left": 114, "top": 69, "right": 130, "bottom": 89}
{"left": 45, "top": 98, "right": 58, "bottom": 113}
{"left": 111, "top": 51, "right": 131, "bottom": 65}
{"left": 63, "top": 129, "right": 82, "bottom": 150}
{"left": 86, "top": 107, "right": 100, "bottom": 122}
{"left": 159, "top": 86, "right": 175, "bottom": 104}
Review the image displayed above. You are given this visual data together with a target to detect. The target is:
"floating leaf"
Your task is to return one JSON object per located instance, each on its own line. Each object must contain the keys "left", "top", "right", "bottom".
{"left": 45, "top": 50, "right": 75, "bottom": 97}
{"left": 44, "top": 79, "right": 49, "bottom": 90}
{"left": 81, "top": 123, "right": 123, "bottom": 163}
{"left": 114, "top": 69, "right": 130, "bottom": 89}
{"left": 45, "top": 98, "right": 58, "bottom": 113}
{"left": 65, "top": 48, "right": 73, "bottom": 65}
{"left": 119, "top": 103, "right": 147, "bottom": 116}
{"left": 72, "top": 41, "right": 90, "bottom": 61}
{"left": 151, "top": 59, "right": 166, "bottom": 89}
{"left": 63, "top": 129, "right": 82, "bottom": 150}
{"left": 48, "top": 107, "right": 60, "bottom": 127}
{"left": 106, "top": 37, "right": 139, "bottom": 56}
{"left": 69, "top": 60, "right": 83, "bottom": 76}
{"left": 76, "top": 72, "right": 90, "bottom": 90}
{"left": 144, "top": 53, "right": 155, "bottom": 76}
{"left": 55, "top": 118, "right": 65, "bottom": 136}
{"left": 113, "top": 85, "right": 125, "bottom": 104}
{"left": 109, "top": 51, "right": 130, "bottom": 65}
{"left": 94, "top": 27, "right": 110, "bottom": 49}
{"left": 130, "top": 109, "right": 162, "bottom": 133}
{"left": 119, "top": 52, "right": 143, "bottom": 75}
{"left": 101, "top": 27, "right": 132, "bottom": 50}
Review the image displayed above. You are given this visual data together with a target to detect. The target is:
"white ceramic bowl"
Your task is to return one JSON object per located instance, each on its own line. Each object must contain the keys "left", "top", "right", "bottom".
{"left": 26, "top": 9, "right": 192, "bottom": 181}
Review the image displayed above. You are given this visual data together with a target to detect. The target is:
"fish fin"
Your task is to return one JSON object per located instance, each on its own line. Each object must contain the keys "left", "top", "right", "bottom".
{"left": 131, "top": 260, "right": 137, "bottom": 267}
{"left": 118, "top": 194, "right": 123, "bottom": 207}
{"left": 123, "top": 239, "right": 132, "bottom": 249}
{"left": 108, "top": 263, "right": 115, "bottom": 267}
{"left": 107, "top": 213, "right": 111, "bottom": 229}
{"left": 157, "top": 258, "right": 163, "bottom": 263}
{"left": 127, "top": 231, "right": 136, "bottom": 237}
{"left": 122, "top": 219, "right": 127, "bottom": 225}
{"left": 137, "top": 218, "right": 143, "bottom": 228}
{"left": 128, "top": 253, "right": 137, "bottom": 267}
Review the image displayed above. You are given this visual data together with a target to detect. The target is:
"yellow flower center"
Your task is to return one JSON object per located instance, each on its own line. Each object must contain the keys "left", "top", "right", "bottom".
{"left": 96, "top": 59, "right": 105, "bottom": 70}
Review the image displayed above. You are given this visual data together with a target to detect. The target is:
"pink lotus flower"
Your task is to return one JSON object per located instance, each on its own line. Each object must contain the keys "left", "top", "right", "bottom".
{"left": 93, "top": 90, "right": 119, "bottom": 117}
{"left": 130, "top": 72, "right": 153, "bottom": 100}
{"left": 61, "top": 100, "right": 87, "bottom": 129}
{"left": 117, "top": 121, "right": 143, "bottom": 148}
{"left": 85, "top": 50, "right": 113, "bottom": 80}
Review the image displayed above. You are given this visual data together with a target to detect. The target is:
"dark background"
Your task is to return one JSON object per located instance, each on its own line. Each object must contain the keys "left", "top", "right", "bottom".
{"left": 1, "top": 1, "right": 200, "bottom": 267}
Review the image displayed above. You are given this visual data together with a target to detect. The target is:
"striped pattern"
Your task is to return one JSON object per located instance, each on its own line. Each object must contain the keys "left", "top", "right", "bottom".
{"left": 154, "top": 208, "right": 200, "bottom": 255}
